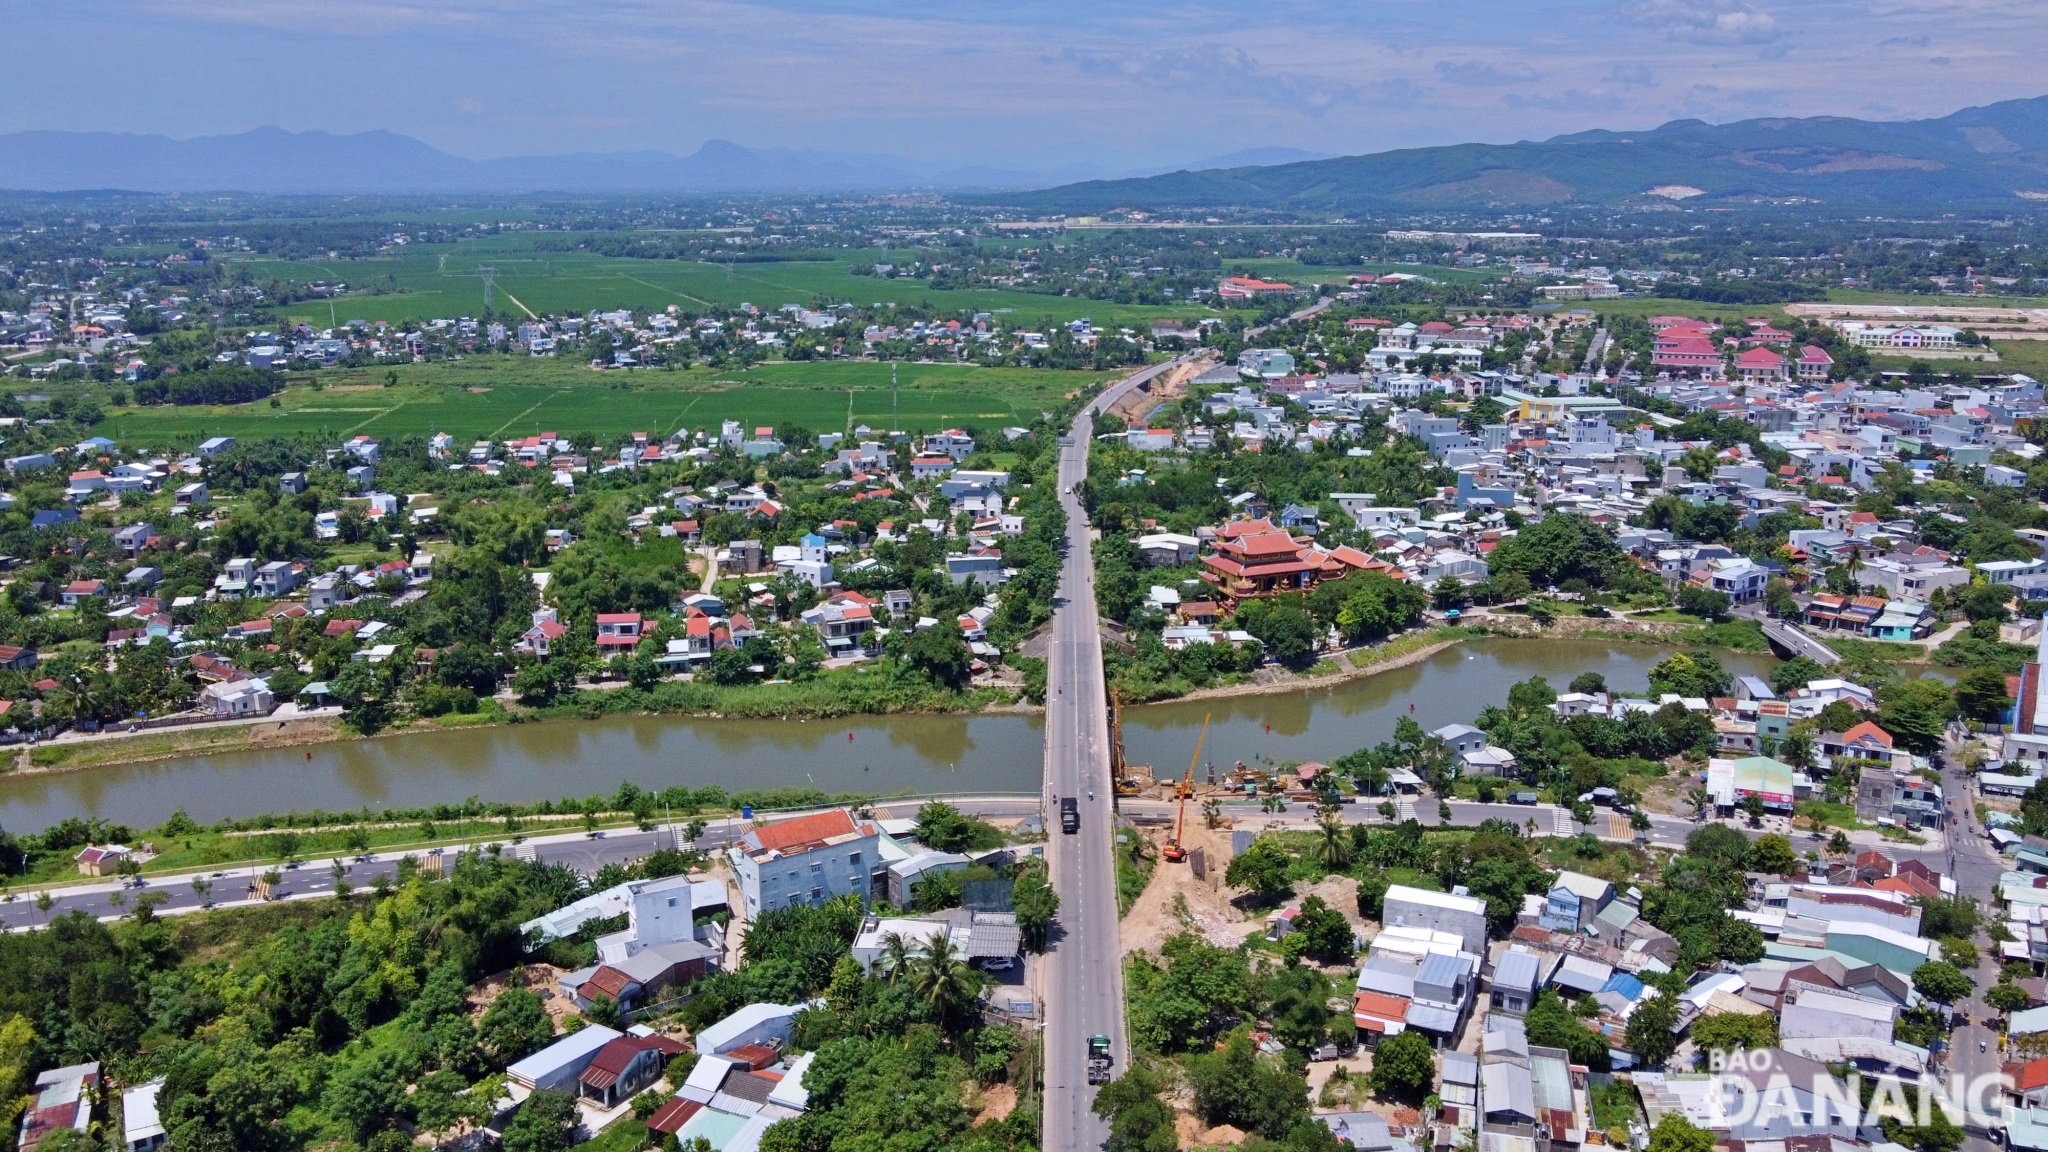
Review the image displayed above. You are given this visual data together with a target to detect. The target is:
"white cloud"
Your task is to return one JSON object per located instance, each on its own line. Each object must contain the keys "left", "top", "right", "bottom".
{"left": 1622, "top": 0, "right": 1781, "bottom": 44}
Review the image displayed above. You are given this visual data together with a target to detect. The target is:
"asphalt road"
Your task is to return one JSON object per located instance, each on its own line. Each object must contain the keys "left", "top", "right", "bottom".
{"left": 0, "top": 797, "right": 1049, "bottom": 933}
{"left": 1039, "top": 358, "right": 1184, "bottom": 1152}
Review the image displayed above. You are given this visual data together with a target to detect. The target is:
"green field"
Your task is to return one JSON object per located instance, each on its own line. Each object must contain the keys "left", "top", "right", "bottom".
{"left": 235, "top": 239, "right": 1200, "bottom": 329}
{"left": 104, "top": 358, "right": 1109, "bottom": 446}
{"left": 1229, "top": 257, "right": 1496, "bottom": 288}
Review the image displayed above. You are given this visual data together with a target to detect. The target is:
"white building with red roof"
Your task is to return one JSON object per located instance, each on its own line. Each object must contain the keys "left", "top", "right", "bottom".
{"left": 727, "top": 808, "right": 884, "bottom": 916}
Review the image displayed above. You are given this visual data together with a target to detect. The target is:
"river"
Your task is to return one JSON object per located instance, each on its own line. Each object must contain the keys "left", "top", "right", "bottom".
{"left": 0, "top": 638, "right": 1774, "bottom": 830}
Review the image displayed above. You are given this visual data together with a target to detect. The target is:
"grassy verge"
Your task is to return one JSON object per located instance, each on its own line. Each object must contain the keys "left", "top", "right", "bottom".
{"left": 1114, "top": 823, "right": 1156, "bottom": 916}
{"left": 21, "top": 716, "right": 346, "bottom": 773}
{"left": 1345, "top": 625, "right": 1483, "bottom": 670}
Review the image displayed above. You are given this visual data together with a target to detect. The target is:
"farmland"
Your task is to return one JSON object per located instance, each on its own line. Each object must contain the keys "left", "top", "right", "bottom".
{"left": 231, "top": 238, "right": 1202, "bottom": 329}
{"left": 103, "top": 358, "right": 1109, "bottom": 447}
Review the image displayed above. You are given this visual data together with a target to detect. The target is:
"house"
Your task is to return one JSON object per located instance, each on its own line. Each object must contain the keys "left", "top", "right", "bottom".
{"left": 727, "top": 808, "right": 883, "bottom": 917}
{"left": 113, "top": 523, "right": 154, "bottom": 557}
{"left": 576, "top": 1033, "right": 686, "bottom": 1108}
{"left": 122, "top": 1080, "right": 165, "bottom": 1152}
{"left": 198, "top": 678, "right": 275, "bottom": 718}
{"left": 75, "top": 844, "right": 131, "bottom": 876}
{"left": 60, "top": 579, "right": 105, "bottom": 606}
{"left": 519, "top": 609, "right": 570, "bottom": 658}
{"left": 1707, "top": 755, "right": 1806, "bottom": 813}
{"left": 18, "top": 1061, "right": 98, "bottom": 1152}
{"left": 1817, "top": 721, "right": 1894, "bottom": 768}
{"left": 30, "top": 508, "right": 78, "bottom": 531}
{"left": 253, "top": 560, "right": 300, "bottom": 598}
{"left": 506, "top": 1024, "right": 626, "bottom": 1094}
{"left": 0, "top": 645, "right": 37, "bottom": 671}
{"left": 198, "top": 436, "right": 236, "bottom": 456}
{"left": 695, "top": 1001, "right": 807, "bottom": 1057}
{"left": 596, "top": 612, "right": 644, "bottom": 654}
{"left": 945, "top": 553, "right": 1008, "bottom": 587}
{"left": 173, "top": 481, "right": 208, "bottom": 507}
{"left": 1382, "top": 884, "right": 1490, "bottom": 956}
{"left": 1489, "top": 946, "right": 1545, "bottom": 1016}
{"left": 1539, "top": 871, "right": 1615, "bottom": 934}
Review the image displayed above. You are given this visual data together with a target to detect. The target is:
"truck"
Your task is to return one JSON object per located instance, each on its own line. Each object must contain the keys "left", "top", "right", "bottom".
{"left": 1086, "top": 1034, "right": 1113, "bottom": 1084}
{"left": 1060, "top": 796, "right": 1079, "bottom": 835}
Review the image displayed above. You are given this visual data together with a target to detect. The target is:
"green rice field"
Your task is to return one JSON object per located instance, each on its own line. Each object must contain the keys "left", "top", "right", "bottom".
{"left": 103, "top": 358, "right": 1110, "bottom": 447}
{"left": 232, "top": 239, "right": 1199, "bottom": 329}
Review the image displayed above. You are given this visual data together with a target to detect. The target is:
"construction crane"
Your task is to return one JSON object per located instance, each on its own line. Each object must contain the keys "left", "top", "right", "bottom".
{"left": 1161, "top": 712, "right": 1210, "bottom": 863}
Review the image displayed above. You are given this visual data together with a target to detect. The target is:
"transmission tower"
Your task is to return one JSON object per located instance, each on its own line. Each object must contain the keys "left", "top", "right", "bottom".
{"left": 891, "top": 362, "right": 899, "bottom": 435}
{"left": 725, "top": 257, "right": 737, "bottom": 282}
{"left": 477, "top": 266, "right": 498, "bottom": 312}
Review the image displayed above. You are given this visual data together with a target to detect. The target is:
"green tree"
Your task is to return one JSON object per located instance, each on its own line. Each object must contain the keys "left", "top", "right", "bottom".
{"left": 479, "top": 988, "right": 554, "bottom": 1068}
{"left": 1093, "top": 1065, "right": 1179, "bottom": 1152}
{"left": 909, "top": 934, "right": 981, "bottom": 1024}
{"left": 1648, "top": 651, "right": 1732, "bottom": 699}
{"left": 502, "top": 1087, "right": 579, "bottom": 1152}
{"left": 1910, "top": 960, "right": 1973, "bottom": 1005}
{"left": 1370, "top": 1030, "right": 1437, "bottom": 1102}
{"left": 1676, "top": 585, "right": 1732, "bottom": 620}
{"left": 1747, "top": 833, "right": 1798, "bottom": 876}
{"left": 1013, "top": 861, "right": 1059, "bottom": 953}
{"left": 1687, "top": 1011, "right": 1778, "bottom": 1063}
{"left": 1954, "top": 665, "right": 2015, "bottom": 723}
{"left": 905, "top": 620, "right": 974, "bottom": 691}
{"left": 1223, "top": 838, "right": 1293, "bottom": 903}
{"left": 1646, "top": 1115, "right": 1716, "bottom": 1152}
{"left": 1291, "top": 894, "right": 1356, "bottom": 965}
{"left": 1624, "top": 988, "right": 1682, "bottom": 1067}
{"left": 1236, "top": 598, "right": 1318, "bottom": 669}
{"left": 1986, "top": 981, "right": 2033, "bottom": 1017}
{"left": 1769, "top": 655, "right": 1826, "bottom": 696}
{"left": 1878, "top": 678, "right": 1959, "bottom": 754}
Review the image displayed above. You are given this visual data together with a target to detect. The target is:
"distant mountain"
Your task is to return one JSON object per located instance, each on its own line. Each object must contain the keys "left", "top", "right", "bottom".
{"left": 977, "top": 96, "right": 2048, "bottom": 213}
{"left": 0, "top": 127, "right": 1308, "bottom": 195}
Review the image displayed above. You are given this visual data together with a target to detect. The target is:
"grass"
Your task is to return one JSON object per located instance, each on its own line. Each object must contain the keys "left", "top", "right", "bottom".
{"left": 1794, "top": 800, "right": 1865, "bottom": 831}
{"left": 237, "top": 242, "right": 1199, "bottom": 329}
{"left": 103, "top": 357, "right": 1111, "bottom": 446}
{"left": 1114, "top": 823, "right": 1156, "bottom": 916}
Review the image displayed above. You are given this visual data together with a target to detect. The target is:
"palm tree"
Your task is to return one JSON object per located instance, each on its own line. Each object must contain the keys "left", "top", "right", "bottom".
{"left": 878, "top": 931, "right": 914, "bottom": 986}
{"left": 1313, "top": 818, "right": 1353, "bottom": 870}
{"left": 911, "top": 935, "right": 979, "bottom": 1024}
{"left": 1683, "top": 787, "right": 1711, "bottom": 821}
{"left": 1781, "top": 731, "right": 1815, "bottom": 775}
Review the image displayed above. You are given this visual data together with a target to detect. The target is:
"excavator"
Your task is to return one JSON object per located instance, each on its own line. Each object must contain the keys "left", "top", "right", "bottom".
{"left": 1161, "top": 712, "right": 1210, "bottom": 864}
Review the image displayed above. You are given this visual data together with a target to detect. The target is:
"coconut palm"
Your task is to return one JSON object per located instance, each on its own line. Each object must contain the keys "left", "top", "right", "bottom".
{"left": 910, "top": 934, "right": 980, "bottom": 1023}
{"left": 877, "top": 931, "right": 914, "bottom": 986}
{"left": 1683, "top": 787, "right": 1711, "bottom": 821}
{"left": 1313, "top": 817, "right": 1354, "bottom": 870}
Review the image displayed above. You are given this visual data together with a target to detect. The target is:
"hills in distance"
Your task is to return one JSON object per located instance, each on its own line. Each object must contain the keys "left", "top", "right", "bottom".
{"left": 0, "top": 128, "right": 1327, "bottom": 196}
{"left": 985, "top": 95, "right": 2048, "bottom": 214}
{"left": 4, "top": 96, "right": 2047, "bottom": 208}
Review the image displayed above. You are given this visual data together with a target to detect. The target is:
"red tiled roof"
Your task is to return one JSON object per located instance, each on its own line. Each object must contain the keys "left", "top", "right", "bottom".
{"left": 750, "top": 808, "right": 861, "bottom": 854}
{"left": 583, "top": 965, "right": 636, "bottom": 1000}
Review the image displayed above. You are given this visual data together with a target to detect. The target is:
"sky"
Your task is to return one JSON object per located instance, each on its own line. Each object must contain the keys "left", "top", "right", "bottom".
{"left": 6, "top": 0, "right": 2047, "bottom": 172}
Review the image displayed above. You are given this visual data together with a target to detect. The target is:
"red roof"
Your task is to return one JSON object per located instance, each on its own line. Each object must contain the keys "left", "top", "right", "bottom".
{"left": 1736, "top": 347, "right": 1785, "bottom": 368}
{"left": 324, "top": 619, "right": 363, "bottom": 636}
{"left": 750, "top": 808, "right": 862, "bottom": 854}
{"left": 2009, "top": 1058, "right": 2048, "bottom": 1093}
{"left": 596, "top": 612, "right": 642, "bottom": 625}
{"left": 1839, "top": 720, "right": 1893, "bottom": 750}
{"left": 647, "top": 1097, "right": 703, "bottom": 1135}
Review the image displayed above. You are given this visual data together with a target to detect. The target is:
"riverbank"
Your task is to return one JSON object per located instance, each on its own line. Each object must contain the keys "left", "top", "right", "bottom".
{"left": 11, "top": 672, "right": 1018, "bottom": 777}
{"left": 3, "top": 615, "right": 1776, "bottom": 778}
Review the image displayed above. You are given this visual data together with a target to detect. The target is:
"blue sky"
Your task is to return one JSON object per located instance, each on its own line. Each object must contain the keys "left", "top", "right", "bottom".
{"left": 6, "top": 0, "right": 2045, "bottom": 170}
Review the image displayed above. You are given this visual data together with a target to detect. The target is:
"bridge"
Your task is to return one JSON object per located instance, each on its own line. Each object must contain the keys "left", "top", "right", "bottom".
{"left": 1760, "top": 618, "right": 1841, "bottom": 665}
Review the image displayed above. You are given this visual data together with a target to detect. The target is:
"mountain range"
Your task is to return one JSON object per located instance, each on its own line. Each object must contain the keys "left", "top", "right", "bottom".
{"left": 0, "top": 128, "right": 1328, "bottom": 195}
{"left": 984, "top": 96, "right": 2048, "bottom": 213}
